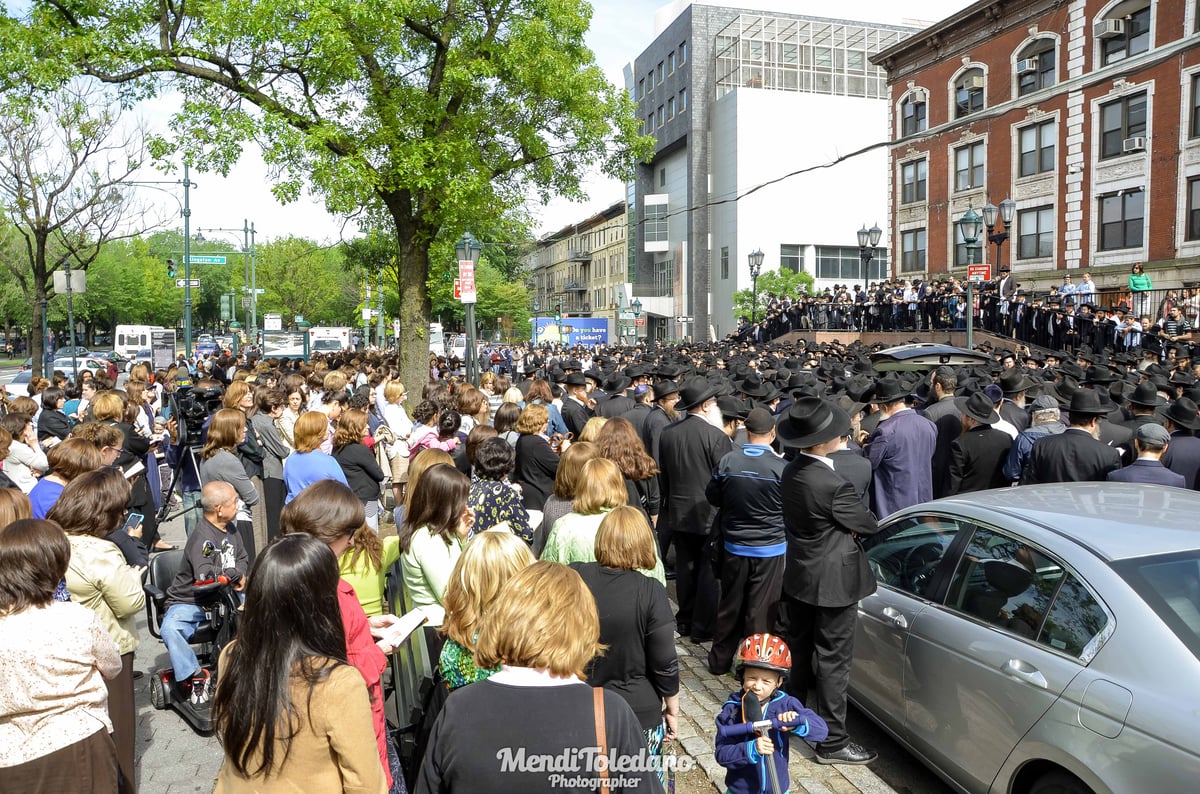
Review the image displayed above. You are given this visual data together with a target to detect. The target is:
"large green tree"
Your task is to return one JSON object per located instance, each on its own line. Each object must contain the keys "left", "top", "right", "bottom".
{"left": 734, "top": 268, "right": 815, "bottom": 321}
{"left": 3, "top": 0, "right": 651, "bottom": 386}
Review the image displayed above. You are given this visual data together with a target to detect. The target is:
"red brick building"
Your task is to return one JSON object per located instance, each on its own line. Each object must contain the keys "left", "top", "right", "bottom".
{"left": 871, "top": 0, "right": 1200, "bottom": 295}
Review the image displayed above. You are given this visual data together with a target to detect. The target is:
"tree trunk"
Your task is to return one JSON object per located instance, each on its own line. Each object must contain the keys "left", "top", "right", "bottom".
{"left": 384, "top": 193, "right": 434, "bottom": 395}
{"left": 31, "top": 284, "right": 46, "bottom": 378}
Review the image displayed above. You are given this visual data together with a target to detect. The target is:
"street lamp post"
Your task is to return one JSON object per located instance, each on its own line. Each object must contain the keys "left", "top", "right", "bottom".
{"left": 748, "top": 249, "right": 765, "bottom": 325}
{"left": 455, "top": 231, "right": 483, "bottom": 384}
{"left": 958, "top": 205, "right": 984, "bottom": 350}
{"left": 197, "top": 220, "right": 258, "bottom": 348}
{"left": 982, "top": 198, "right": 1016, "bottom": 270}
{"left": 857, "top": 223, "right": 882, "bottom": 331}
{"left": 631, "top": 297, "right": 642, "bottom": 343}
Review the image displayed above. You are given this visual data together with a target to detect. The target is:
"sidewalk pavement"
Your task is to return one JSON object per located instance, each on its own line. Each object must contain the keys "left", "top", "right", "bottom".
{"left": 670, "top": 632, "right": 897, "bottom": 794}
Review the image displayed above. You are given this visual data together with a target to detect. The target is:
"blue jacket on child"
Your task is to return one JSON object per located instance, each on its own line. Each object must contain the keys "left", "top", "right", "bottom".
{"left": 715, "top": 688, "right": 829, "bottom": 794}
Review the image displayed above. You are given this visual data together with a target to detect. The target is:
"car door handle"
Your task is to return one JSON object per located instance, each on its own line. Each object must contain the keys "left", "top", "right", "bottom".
{"left": 882, "top": 606, "right": 908, "bottom": 629}
{"left": 1001, "top": 659, "right": 1048, "bottom": 689}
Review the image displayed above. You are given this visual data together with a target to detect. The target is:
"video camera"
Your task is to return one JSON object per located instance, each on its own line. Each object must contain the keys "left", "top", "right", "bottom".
{"left": 169, "top": 385, "right": 224, "bottom": 448}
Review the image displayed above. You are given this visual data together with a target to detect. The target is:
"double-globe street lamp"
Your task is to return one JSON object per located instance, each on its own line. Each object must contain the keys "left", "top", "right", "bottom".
{"left": 857, "top": 223, "right": 882, "bottom": 330}
{"left": 958, "top": 205, "right": 984, "bottom": 350}
{"left": 748, "top": 248, "right": 765, "bottom": 325}
{"left": 982, "top": 198, "right": 1017, "bottom": 268}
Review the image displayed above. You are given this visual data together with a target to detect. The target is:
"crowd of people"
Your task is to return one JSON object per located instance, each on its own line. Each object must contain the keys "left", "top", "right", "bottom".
{"left": 3, "top": 322, "right": 1200, "bottom": 793}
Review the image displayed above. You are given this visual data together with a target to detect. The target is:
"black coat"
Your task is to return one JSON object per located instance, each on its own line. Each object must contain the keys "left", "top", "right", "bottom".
{"left": 641, "top": 407, "right": 674, "bottom": 464}
{"left": 1022, "top": 428, "right": 1122, "bottom": 485}
{"left": 949, "top": 426, "right": 1013, "bottom": 494}
{"left": 781, "top": 455, "right": 879, "bottom": 608}
{"left": 595, "top": 394, "right": 635, "bottom": 418}
{"left": 513, "top": 433, "right": 558, "bottom": 512}
{"left": 658, "top": 414, "right": 731, "bottom": 536}
{"left": 37, "top": 409, "right": 71, "bottom": 442}
{"left": 560, "top": 397, "right": 593, "bottom": 438}
{"left": 828, "top": 449, "right": 872, "bottom": 509}
{"left": 1162, "top": 432, "right": 1200, "bottom": 489}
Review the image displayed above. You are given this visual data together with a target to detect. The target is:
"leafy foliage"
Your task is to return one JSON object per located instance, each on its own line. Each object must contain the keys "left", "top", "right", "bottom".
{"left": 733, "top": 268, "right": 815, "bottom": 321}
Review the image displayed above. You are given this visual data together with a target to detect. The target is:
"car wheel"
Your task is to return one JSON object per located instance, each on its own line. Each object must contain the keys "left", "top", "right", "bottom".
{"left": 1030, "top": 770, "right": 1092, "bottom": 794}
{"left": 149, "top": 674, "right": 169, "bottom": 709}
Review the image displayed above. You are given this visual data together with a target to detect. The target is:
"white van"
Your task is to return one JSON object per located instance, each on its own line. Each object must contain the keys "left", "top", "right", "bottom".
{"left": 114, "top": 325, "right": 165, "bottom": 358}
{"left": 308, "top": 326, "right": 352, "bottom": 354}
{"left": 429, "top": 322, "right": 445, "bottom": 357}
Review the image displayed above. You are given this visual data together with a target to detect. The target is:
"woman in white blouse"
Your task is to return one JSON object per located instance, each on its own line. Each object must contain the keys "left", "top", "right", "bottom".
{"left": 1, "top": 412, "right": 48, "bottom": 493}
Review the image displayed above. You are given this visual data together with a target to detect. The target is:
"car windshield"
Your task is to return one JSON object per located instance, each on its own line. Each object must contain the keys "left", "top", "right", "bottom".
{"left": 1113, "top": 551, "right": 1200, "bottom": 660}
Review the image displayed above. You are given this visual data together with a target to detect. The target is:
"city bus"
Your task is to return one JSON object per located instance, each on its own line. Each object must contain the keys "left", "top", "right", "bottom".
{"left": 114, "top": 325, "right": 166, "bottom": 358}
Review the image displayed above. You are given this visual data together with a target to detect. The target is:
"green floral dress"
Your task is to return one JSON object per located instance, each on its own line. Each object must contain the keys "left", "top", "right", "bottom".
{"left": 440, "top": 637, "right": 499, "bottom": 691}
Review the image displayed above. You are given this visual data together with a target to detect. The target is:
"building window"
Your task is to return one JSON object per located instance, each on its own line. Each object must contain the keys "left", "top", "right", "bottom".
{"left": 644, "top": 202, "right": 669, "bottom": 245}
{"left": 954, "top": 223, "right": 975, "bottom": 267}
{"left": 955, "top": 140, "right": 986, "bottom": 191}
{"left": 657, "top": 62, "right": 665, "bottom": 84}
{"left": 667, "top": 96, "right": 675, "bottom": 119}
{"left": 656, "top": 106, "right": 664, "bottom": 128}
{"left": 816, "top": 246, "right": 886, "bottom": 281}
{"left": 1017, "top": 43, "right": 1056, "bottom": 96}
{"left": 900, "top": 95, "right": 927, "bottom": 136}
{"left": 1017, "top": 206, "right": 1054, "bottom": 259}
{"left": 1100, "top": 5, "right": 1151, "bottom": 66}
{"left": 1100, "top": 92, "right": 1146, "bottom": 159}
{"left": 901, "top": 159, "right": 927, "bottom": 204}
{"left": 647, "top": 114, "right": 653, "bottom": 133}
{"left": 955, "top": 68, "right": 985, "bottom": 118}
{"left": 638, "top": 78, "right": 645, "bottom": 99}
{"left": 1018, "top": 120, "right": 1056, "bottom": 176}
{"left": 1188, "top": 178, "right": 1200, "bottom": 241}
{"left": 669, "top": 50, "right": 676, "bottom": 74}
{"left": 647, "top": 71, "right": 654, "bottom": 93}
{"left": 1099, "top": 189, "right": 1145, "bottom": 250}
{"left": 679, "top": 88, "right": 687, "bottom": 112}
{"left": 1191, "top": 74, "right": 1200, "bottom": 139}
{"left": 680, "top": 41, "right": 687, "bottom": 64}
{"left": 901, "top": 229, "right": 927, "bottom": 272}
{"left": 720, "top": 246, "right": 729, "bottom": 279}
{"left": 659, "top": 167, "right": 666, "bottom": 188}
{"left": 780, "top": 244, "right": 803, "bottom": 273}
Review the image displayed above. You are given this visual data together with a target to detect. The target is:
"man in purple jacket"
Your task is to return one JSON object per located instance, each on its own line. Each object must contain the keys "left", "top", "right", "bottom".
{"left": 865, "top": 376, "right": 937, "bottom": 519}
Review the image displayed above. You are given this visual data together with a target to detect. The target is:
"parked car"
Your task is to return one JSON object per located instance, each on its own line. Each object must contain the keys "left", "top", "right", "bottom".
{"left": 53, "top": 345, "right": 91, "bottom": 359}
{"left": 850, "top": 483, "right": 1200, "bottom": 794}
{"left": 3, "top": 370, "right": 31, "bottom": 398}
{"left": 50, "top": 357, "right": 111, "bottom": 381}
{"left": 195, "top": 334, "right": 218, "bottom": 356}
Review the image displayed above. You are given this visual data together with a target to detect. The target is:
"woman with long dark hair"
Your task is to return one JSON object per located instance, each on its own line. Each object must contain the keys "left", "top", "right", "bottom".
{"left": 596, "top": 416, "right": 661, "bottom": 527}
{"left": 398, "top": 464, "right": 473, "bottom": 627}
{"left": 212, "top": 533, "right": 386, "bottom": 793}
{"left": 333, "top": 408, "right": 386, "bottom": 531}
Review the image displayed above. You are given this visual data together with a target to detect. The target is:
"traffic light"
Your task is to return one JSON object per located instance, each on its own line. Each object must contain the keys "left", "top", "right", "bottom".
{"left": 166, "top": 258, "right": 177, "bottom": 278}
{"left": 555, "top": 302, "right": 562, "bottom": 321}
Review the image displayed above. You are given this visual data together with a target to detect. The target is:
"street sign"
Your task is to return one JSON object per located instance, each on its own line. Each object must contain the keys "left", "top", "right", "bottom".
{"left": 636, "top": 318, "right": 646, "bottom": 326}
{"left": 242, "top": 288, "right": 265, "bottom": 294}
{"left": 458, "top": 260, "right": 477, "bottom": 303}
{"left": 175, "top": 278, "right": 200, "bottom": 288}
{"left": 264, "top": 313, "right": 282, "bottom": 331}
{"left": 241, "top": 297, "right": 252, "bottom": 308}
{"left": 361, "top": 308, "right": 372, "bottom": 321}
{"left": 151, "top": 329, "right": 176, "bottom": 370}
{"left": 187, "top": 255, "right": 227, "bottom": 264}
{"left": 675, "top": 315, "right": 693, "bottom": 323}
{"left": 453, "top": 278, "right": 461, "bottom": 299}
{"left": 967, "top": 264, "right": 992, "bottom": 283}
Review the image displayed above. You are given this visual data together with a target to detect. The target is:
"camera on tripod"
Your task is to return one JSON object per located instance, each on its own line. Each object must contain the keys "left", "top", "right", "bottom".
{"left": 170, "top": 386, "right": 224, "bottom": 448}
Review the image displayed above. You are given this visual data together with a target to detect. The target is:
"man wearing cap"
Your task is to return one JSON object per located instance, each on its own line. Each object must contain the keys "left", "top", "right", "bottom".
{"left": 1106, "top": 424, "right": 1186, "bottom": 487}
{"left": 704, "top": 408, "right": 786, "bottom": 675}
{"left": 949, "top": 392, "right": 1013, "bottom": 494}
{"left": 776, "top": 396, "right": 880, "bottom": 765}
{"left": 1004, "top": 395, "right": 1066, "bottom": 483}
{"left": 1161, "top": 397, "right": 1200, "bottom": 488}
{"left": 919, "top": 366, "right": 962, "bottom": 499}
{"left": 659, "top": 377, "right": 732, "bottom": 642}
{"left": 865, "top": 376, "right": 937, "bottom": 518}
{"left": 1023, "top": 390, "right": 1121, "bottom": 484}
{"left": 623, "top": 384, "right": 654, "bottom": 437}
{"left": 559, "top": 371, "right": 594, "bottom": 438}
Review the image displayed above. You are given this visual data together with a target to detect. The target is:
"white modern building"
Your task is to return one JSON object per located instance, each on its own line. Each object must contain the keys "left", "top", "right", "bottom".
{"left": 627, "top": 6, "right": 918, "bottom": 341}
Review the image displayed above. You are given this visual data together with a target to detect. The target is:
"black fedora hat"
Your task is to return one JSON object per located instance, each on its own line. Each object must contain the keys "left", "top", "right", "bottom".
{"left": 676, "top": 376, "right": 719, "bottom": 412}
{"left": 955, "top": 391, "right": 999, "bottom": 425}
{"left": 1127, "top": 381, "right": 1166, "bottom": 408}
{"left": 738, "top": 373, "right": 771, "bottom": 399}
{"left": 1082, "top": 366, "right": 1118, "bottom": 385}
{"left": 652, "top": 380, "right": 679, "bottom": 400}
{"left": 999, "top": 369, "right": 1039, "bottom": 395}
{"left": 870, "top": 375, "right": 909, "bottom": 404}
{"left": 1165, "top": 398, "right": 1200, "bottom": 430}
{"left": 601, "top": 373, "right": 632, "bottom": 394}
{"left": 563, "top": 372, "right": 587, "bottom": 388}
{"left": 1067, "top": 388, "right": 1111, "bottom": 417}
{"left": 717, "top": 395, "right": 750, "bottom": 422}
{"left": 777, "top": 396, "right": 850, "bottom": 449}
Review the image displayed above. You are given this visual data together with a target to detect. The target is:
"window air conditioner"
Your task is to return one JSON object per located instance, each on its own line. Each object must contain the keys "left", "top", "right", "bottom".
{"left": 1123, "top": 136, "right": 1146, "bottom": 153}
{"left": 1016, "top": 58, "right": 1039, "bottom": 75}
{"left": 1094, "top": 18, "right": 1124, "bottom": 39}
{"left": 965, "top": 75, "right": 986, "bottom": 90}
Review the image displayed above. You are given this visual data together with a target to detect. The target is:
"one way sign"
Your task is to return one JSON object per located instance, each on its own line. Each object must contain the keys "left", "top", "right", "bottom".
{"left": 675, "top": 315, "right": 693, "bottom": 323}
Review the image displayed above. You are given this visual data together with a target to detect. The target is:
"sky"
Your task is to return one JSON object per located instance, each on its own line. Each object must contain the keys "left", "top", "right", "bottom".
{"left": 125, "top": 0, "right": 974, "bottom": 244}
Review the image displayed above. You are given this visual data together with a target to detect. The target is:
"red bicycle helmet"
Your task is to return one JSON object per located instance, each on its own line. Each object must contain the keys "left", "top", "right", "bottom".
{"left": 736, "top": 633, "right": 792, "bottom": 674}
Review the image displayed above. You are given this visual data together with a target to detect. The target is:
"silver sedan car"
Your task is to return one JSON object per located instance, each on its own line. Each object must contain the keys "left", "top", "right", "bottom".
{"left": 850, "top": 483, "right": 1200, "bottom": 794}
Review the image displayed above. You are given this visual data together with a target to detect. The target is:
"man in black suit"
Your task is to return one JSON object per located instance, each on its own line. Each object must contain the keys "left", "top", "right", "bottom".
{"left": 777, "top": 396, "right": 880, "bottom": 765}
{"left": 594, "top": 373, "right": 634, "bottom": 418}
{"left": 559, "top": 372, "right": 593, "bottom": 438}
{"left": 1023, "top": 389, "right": 1121, "bottom": 484}
{"left": 949, "top": 391, "right": 1013, "bottom": 494}
{"left": 1162, "top": 397, "right": 1200, "bottom": 488}
{"left": 659, "top": 377, "right": 731, "bottom": 642}
{"left": 642, "top": 380, "right": 679, "bottom": 465}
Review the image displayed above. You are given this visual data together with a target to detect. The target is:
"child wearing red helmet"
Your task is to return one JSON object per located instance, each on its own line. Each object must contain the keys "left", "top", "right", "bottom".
{"left": 715, "top": 633, "right": 828, "bottom": 794}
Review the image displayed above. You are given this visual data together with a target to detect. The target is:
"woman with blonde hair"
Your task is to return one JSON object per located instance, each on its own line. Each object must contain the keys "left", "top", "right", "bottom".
{"left": 439, "top": 530, "right": 535, "bottom": 690}
{"left": 577, "top": 415, "right": 607, "bottom": 443}
{"left": 282, "top": 411, "right": 348, "bottom": 504}
{"left": 542, "top": 459, "right": 665, "bottom": 585}
{"left": 200, "top": 408, "right": 262, "bottom": 560}
{"left": 415, "top": 562, "right": 658, "bottom": 793}
{"left": 511, "top": 403, "right": 558, "bottom": 513}
{"left": 380, "top": 379, "right": 413, "bottom": 508}
{"left": 535, "top": 441, "right": 597, "bottom": 555}
{"left": 396, "top": 447, "right": 453, "bottom": 526}
{"left": 573, "top": 506, "right": 679, "bottom": 771}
